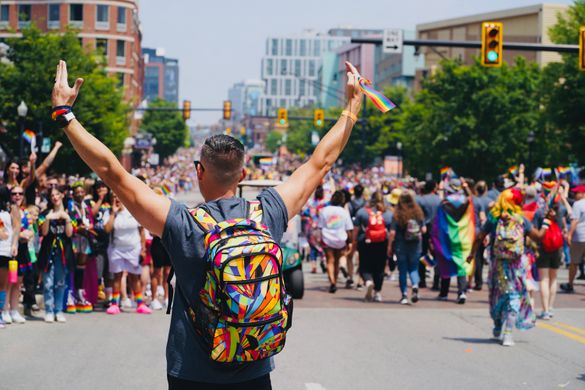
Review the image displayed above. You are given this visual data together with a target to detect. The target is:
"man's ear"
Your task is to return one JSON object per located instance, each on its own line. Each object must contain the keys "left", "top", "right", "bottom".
{"left": 239, "top": 168, "right": 247, "bottom": 183}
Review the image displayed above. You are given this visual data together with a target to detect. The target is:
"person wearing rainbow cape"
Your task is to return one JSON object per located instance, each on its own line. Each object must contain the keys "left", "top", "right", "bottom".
{"left": 469, "top": 188, "right": 551, "bottom": 347}
{"left": 431, "top": 178, "right": 476, "bottom": 304}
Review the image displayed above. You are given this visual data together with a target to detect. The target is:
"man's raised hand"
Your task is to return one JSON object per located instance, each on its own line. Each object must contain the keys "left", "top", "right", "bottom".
{"left": 52, "top": 60, "right": 84, "bottom": 108}
{"left": 344, "top": 61, "right": 363, "bottom": 114}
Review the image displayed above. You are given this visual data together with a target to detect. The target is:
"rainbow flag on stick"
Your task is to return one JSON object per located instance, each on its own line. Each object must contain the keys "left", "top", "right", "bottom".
{"left": 353, "top": 68, "right": 396, "bottom": 113}
{"left": 22, "top": 129, "right": 36, "bottom": 144}
{"left": 508, "top": 166, "right": 518, "bottom": 177}
{"left": 161, "top": 184, "right": 171, "bottom": 196}
{"left": 440, "top": 166, "right": 451, "bottom": 179}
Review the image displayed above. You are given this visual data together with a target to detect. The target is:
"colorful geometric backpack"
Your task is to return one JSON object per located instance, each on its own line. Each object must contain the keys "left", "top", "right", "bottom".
{"left": 185, "top": 200, "right": 292, "bottom": 363}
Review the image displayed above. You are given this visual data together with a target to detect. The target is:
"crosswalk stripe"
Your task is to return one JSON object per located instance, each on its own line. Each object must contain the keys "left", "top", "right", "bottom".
{"left": 537, "top": 322, "right": 585, "bottom": 345}
{"left": 553, "top": 322, "right": 585, "bottom": 336}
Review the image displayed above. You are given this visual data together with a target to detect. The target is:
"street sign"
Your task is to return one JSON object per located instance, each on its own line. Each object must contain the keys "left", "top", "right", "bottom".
{"left": 383, "top": 29, "right": 403, "bottom": 54}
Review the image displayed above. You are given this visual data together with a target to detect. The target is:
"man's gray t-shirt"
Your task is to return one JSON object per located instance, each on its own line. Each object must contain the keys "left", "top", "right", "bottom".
{"left": 416, "top": 193, "right": 441, "bottom": 226}
{"left": 571, "top": 198, "right": 585, "bottom": 242}
{"left": 162, "top": 188, "right": 288, "bottom": 383}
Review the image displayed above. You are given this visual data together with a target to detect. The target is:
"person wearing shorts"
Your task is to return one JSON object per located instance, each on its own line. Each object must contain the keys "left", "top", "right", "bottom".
{"left": 104, "top": 193, "right": 151, "bottom": 315}
{"left": 150, "top": 235, "right": 171, "bottom": 310}
{"left": 562, "top": 186, "right": 585, "bottom": 293}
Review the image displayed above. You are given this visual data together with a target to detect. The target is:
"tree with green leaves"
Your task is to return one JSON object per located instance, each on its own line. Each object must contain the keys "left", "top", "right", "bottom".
{"left": 265, "top": 130, "right": 283, "bottom": 153}
{"left": 0, "top": 25, "right": 128, "bottom": 173}
{"left": 140, "top": 99, "right": 188, "bottom": 159}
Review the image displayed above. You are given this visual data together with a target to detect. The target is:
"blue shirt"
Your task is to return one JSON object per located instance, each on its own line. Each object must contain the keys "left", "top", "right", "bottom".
{"left": 163, "top": 188, "right": 288, "bottom": 383}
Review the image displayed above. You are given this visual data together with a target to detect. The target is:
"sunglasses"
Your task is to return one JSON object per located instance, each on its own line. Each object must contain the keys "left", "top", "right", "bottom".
{"left": 11, "top": 192, "right": 23, "bottom": 196}
{"left": 193, "top": 160, "right": 205, "bottom": 172}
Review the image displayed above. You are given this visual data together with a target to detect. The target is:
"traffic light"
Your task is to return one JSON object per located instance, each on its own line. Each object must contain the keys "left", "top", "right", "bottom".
{"left": 314, "top": 109, "right": 325, "bottom": 129}
{"left": 240, "top": 127, "right": 246, "bottom": 136}
{"left": 225, "top": 127, "right": 232, "bottom": 135}
{"left": 223, "top": 100, "right": 232, "bottom": 121}
{"left": 182, "top": 100, "right": 191, "bottom": 121}
{"left": 481, "top": 22, "right": 503, "bottom": 67}
{"left": 579, "top": 27, "right": 585, "bottom": 71}
{"left": 277, "top": 108, "right": 288, "bottom": 126}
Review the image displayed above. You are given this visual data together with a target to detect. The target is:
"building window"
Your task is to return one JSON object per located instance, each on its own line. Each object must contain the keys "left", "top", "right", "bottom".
{"left": 271, "top": 39, "right": 278, "bottom": 55}
{"left": 69, "top": 4, "right": 83, "bottom": 27}
{"left": 285, "top": 39, "right": 292, "bottom": 56}
{"left": 280, "top": 59, "right": 287, "bottom": 75}
{"left": 308, "top": 60, "right": 315, "bottom": 76}
{"left": 96, "top": 38, "right": 108, "bottom": 56}
{"left": 266, "top": 59, "right": 273, "bottom": 76}
{"left": 299, "top": 80, "right": 305, "bottom": 96}
{"left": 18, "top": 5, "right": 32, "bottom": 28}
{"left": 300, "top": 40, "right": 306, "bottom": 57}
{"left": 48, "top": 4, "right": 60, "bottom": 29}
{"left": 117, "top": 73, "right": 125, "bottom": 88}
{"left": 294, "top": 59, "right": 301, "bottom": 76}
{"left": 270, "top": 79, "right": 277, "bottom": 95}
{"left": 314, "top": 40, "right": 321, "bottom": 56}
{"left": 285, "top": 79, "right": 292, "bottom": 96}
{"left": 116, "top": 40, "right": 125, "bottom": 65}
{"left": 0, "top": 5, "right": 9, "bottom": 28}
{"left": 96, "top": 5, "right": 109, "bottom": 30}
{"left": 117, "top": 7, "right": 126, "bottom": 32}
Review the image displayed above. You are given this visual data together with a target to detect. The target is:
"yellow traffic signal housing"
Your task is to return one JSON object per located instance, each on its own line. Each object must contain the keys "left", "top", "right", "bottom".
{"left": 240, "top": 127, "right": 246, "bottom": 136}
{"left": 182, "top": 100, "right": 191, "bottom": 121}
{"left": 225, "top": 127, "right": 232, "bottom": 135}
{"left": 314, "top": 109, "right": 325, "bottom": 129}
{"left": 481, "top": 22, "right": 503, "bottom": 67}
{"left": 277, "top": 108, "right": 288, "bottom": 126}
{"left": 223, "top": 100, "right": 232, "bottom": 121}
{"left": 579, "top": 27, "right": 585, "bottom": 71}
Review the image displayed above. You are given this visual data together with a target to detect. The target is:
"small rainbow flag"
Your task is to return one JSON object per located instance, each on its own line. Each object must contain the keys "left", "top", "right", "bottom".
{"left": 440, "top": 166, "right": 451, "bottom": 179}
{"left": 259, "top": 157, "right": 274, "bottom": 167}
{"left": 161, "top": 184, "right": 171, "bottom": 196}
{"left": 22, "top": 129, "right": 36, "bottom": 144}
{"left": 508, "top": 166, "right": 518, "bottom": 176}
{"left": 358, "top": 78, "right": 397, "bottom": 113}
{"left": 542, "top": 168, "right": 552, "bottom": 177}
{"left": 557, "top": 166, "right": 570, "bottom": 175}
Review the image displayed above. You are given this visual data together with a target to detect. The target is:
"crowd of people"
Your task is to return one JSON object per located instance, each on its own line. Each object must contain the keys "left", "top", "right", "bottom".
{"left": 0, "top": 144, "right": 199, "bottom": 327}
{"left": 300, "top": 164, "right": 585, "bottom": 346}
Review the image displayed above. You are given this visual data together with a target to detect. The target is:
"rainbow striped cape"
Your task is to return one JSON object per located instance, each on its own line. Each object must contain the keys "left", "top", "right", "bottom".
{"left": 431, "top": 198, "right": 476, "bottom": 278}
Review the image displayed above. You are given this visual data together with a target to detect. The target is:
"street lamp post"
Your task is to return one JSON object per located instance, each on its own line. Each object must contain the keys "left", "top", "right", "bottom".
{"left": 17, "top": 101, "right": 28, "bottom": 160}
{"left": 527, "top": 130, "right": 535, "bottom": 177}
{"left": 396, "top": 141, "right": 403, "bottom": 178}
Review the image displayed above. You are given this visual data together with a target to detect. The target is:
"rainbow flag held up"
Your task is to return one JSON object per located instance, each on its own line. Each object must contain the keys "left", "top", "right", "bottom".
{"left": 431, "top": 201, "right": 476, "bottom": 278}
{"left": 440, "top": 166, "right": 451, "bottom": 179}
{"left": 541, "top": 168, "right": 552, "bottom": 178}
{"left": 259, "top": 157, "right": 274, "bottom": 167}
{"left": 557, "top": 166, "right": 570, "bottom": 176}
{"left": 508, "top": 166, "right": 518, "bottom": 177}
{"left": 22, "top": 129, "right": 36, "bottom": 144}
{"left": 357, "top": 78, "right": 397, "bottom": 113}
{"left": 161, "top": 184, "right": 171, "bottom": 196}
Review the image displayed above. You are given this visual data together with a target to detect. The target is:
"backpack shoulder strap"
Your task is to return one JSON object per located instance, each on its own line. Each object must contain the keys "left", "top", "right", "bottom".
{"left": 248, "top": 200, "right": 263, "bottom": 224}
{"left": 190, "top": 207, "right": 218, "bottom": 232}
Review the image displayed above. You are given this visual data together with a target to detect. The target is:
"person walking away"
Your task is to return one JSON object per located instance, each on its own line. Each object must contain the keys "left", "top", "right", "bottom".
{"left": 347, "top": 184, "right": 366, "bottom": 288}
{"left": 318, "top": 190, "right": 354, "bottom": 293}
{"left": 416, "top": 181, "right": 441, "bottom": 289}
{"left": 469, "top": 188, "right": 550, "bottom": 346}
{"left": 432, "top": 179, "right": 476, "bottom": 304}
{"left": 472, "top": 181, "right": 491, "bottom": 291}
{"left": 389, "top": 191, "right": 425, "bottom": 304}
{"left": 352, "top": 192, "right": 393, "bottom": 302}
{"left": 38, "top": 186, "right": 75, "bottom": 323}
{"left": 561, "top": 185, "right": 585, "bottom": 293}
{"left": 302, "top": 186, "right": 326, "bottom": 274}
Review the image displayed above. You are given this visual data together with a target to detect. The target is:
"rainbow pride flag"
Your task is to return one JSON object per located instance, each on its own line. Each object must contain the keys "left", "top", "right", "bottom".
{"left": 557, "top": 166, "right": 570, "bottom": 175}
{"left": 508, "top": 166, "right": 518, "bottom": 176}
{"left": 431, "top": 200, "right": 476, "bottom": 278}
{"left": 259, "top": 157, "right": 274, "bottom": 167}
{"left": 357, "top": 78, "right": 397, "bottom": 113}
{"left": 440, "top": 166, "right": 453, "bottom": 180}
{"left": 161, "top": 184, "right": 171, "bottom": 196}
{"left": 22, "top": 129, "right": 36, "bottom": 144}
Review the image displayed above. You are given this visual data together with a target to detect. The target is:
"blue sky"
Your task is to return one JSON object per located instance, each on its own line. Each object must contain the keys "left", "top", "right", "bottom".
{"left": 140, "top": 0, "right": 573, "bottom": 125}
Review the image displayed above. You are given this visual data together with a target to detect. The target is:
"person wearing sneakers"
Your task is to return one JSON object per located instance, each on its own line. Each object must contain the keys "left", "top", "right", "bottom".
{"left": 561, "top": 185, "right": 585, "bottom": 294}
{"left": 104, "top": 193, "right": 151, "bottom": 315}
{"left": 51, "top": 59, "right": 363, "bottom": 388}
{"left": 352, "top": 191, "right": 393, "bottom": 302}
{"left": 388, "top": 191, "right": 425, "bottom": 305}
{"left": 38, "top": 186, "right": 75, "bottom": 323}
{"left": 0, "top": 186, "right": 19, "bottom": 328}
{"left": 318, "top": 190, "right": 354, "bottom": 293}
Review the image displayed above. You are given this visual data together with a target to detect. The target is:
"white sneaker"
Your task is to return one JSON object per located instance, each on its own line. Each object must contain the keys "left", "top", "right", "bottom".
{"left": 457, "top": 293, "right": 467, "bottom": 305}
{"left": 1, "top": 310, "right": 12, "bottom": 324}
{"left": 538, "top": 311, "right": 551, "bottom": 320}
{"left": 121, "top": 298, "right": 134, "bottom": 309}
{"left": 10, "top": 310, "right": 26, "bottom": 324}
{"left": 157, "top": 286, "right": 165, "bottom": 298}
{"left": 44, "top": 313, "right": 55, "bottom": 323}
{"left": 502, "top": 332, "right": 514, "bottom": 347}
{"left": 55, "top": 312, "right": 67, "bottom": 323}
{"left": 373, "top": 292, "right": 383, "bottom": 302}
{"left": 150, "top": 299, "right": 163, "bottom": 311}
{"left": 400, "top": 296, "right": 409, "bottom": 305}
{"left": 364, "top": 281, "right": 374, "bottom": 302}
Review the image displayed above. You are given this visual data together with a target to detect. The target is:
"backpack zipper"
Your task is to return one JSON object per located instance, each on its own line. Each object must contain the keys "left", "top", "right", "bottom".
{"left": 224, "top": 273, "right": 279, "bottom": 285}
{"left": 225, "top": 313, "right": 283, "bottom": 327}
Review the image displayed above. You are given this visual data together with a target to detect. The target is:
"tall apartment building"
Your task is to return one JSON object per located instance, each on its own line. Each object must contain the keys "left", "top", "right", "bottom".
{"left": 143, "top": 47, "right": 179, "bottom": 105}
{"left": 0, "top": 0, "right": 143, "bottom": 105}
{"left": 227, "top": 79, "right": 265, "bottom": 121}
{"left": 259, "top": 30, "right": 349, "bottom": 114}
{"left": 416, "top": 3, "right": 569, "bottom": 79}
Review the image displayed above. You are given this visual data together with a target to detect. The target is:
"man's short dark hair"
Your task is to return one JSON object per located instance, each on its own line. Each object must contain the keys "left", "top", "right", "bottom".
{"left": 330, "top": 190, "right": 344, "bottom": 206}
{"left": 200, "top": 135, "right": 245, "bottom": 186}
{"left": 423, "top": 180, "right": 436, "bottom": 194}
{"left": 353, "top": 184, "right": 364, "bottom": 198}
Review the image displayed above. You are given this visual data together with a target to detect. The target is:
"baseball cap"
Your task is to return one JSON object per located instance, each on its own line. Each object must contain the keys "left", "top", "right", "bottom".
{"left": 446, "top": 178, "right": 463, "bottom": 195}
{"left": 571, "top": 185, "right": 585, "bottom": 193}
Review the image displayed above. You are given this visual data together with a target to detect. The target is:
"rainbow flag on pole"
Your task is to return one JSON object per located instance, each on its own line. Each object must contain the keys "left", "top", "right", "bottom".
{"left": 161, "top": 184, "right": 171, "bottom": 196}
{"left": 22, "top": 129, "right": 36, "bottom": 144}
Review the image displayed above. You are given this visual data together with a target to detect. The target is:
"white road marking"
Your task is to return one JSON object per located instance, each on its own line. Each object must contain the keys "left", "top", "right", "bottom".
{"left": 305, "top": 383, "right": 327, "bottom": 390}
